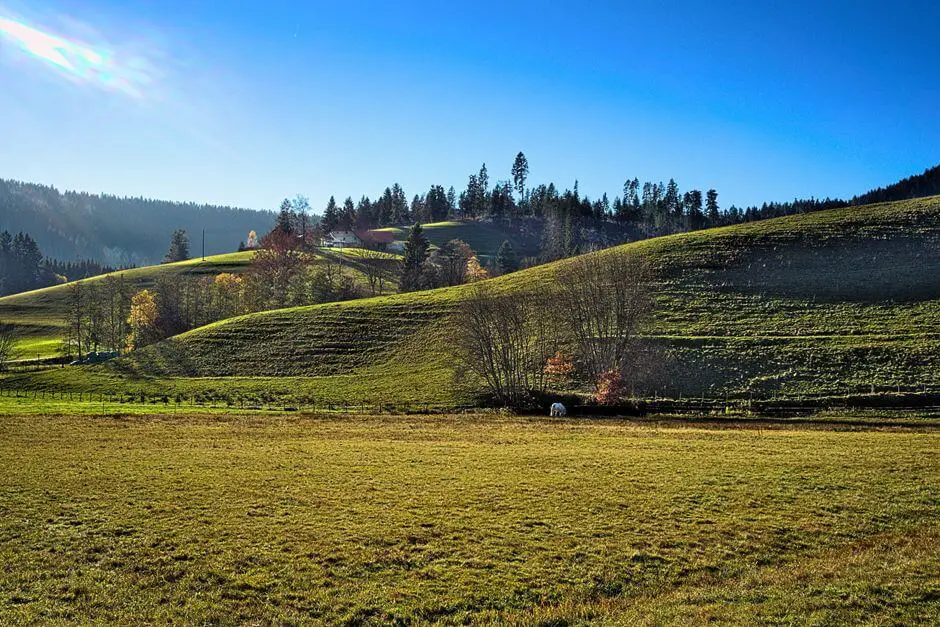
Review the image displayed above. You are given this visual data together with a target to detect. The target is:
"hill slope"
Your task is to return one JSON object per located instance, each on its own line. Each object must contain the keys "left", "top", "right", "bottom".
{"left": 0, "top": 178, "right": 273, "bottom": 265}
{"left": 7, "top": 197, "right": 940, "bottom": 404}
{"left": 0, "top": 248, "right": 394, "bottom": 360}
{"left": 373, "top": 220, "right": 541, "bottom": 259}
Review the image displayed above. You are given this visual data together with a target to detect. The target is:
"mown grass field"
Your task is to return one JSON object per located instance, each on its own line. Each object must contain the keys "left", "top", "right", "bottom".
{"left": 0, "top": 413, "right": 936, "bottom": 624}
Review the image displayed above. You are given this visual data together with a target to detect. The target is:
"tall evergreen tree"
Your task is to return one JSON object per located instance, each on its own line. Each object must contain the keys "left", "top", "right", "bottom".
{"left": 341, "top": 197, "right": 356, "bottom": 230}
{"left": 685, "top": 190, "right": 704, "bottom": 230}
{"left": 391, "top": 183, "right": 409, "bottom": 224}
{"left": 378, "top": 187, "right": 395, "bottom": 225}
{"left": 460, "top": 174, "right": 479, "bottom": 218}
{"left": 400, "top": 223, "right": 430, "bottom": 292}
{"left": 276, "top": 198, "right": 295, "bottom": 235}
{"left": 476, "top": 163, "right": 490, "bottom": 216}
{"left": 321, "top": 196, "right": 340, "bottom": 233}
{"left": 511, "top": 152, "right": 529, "bottom": 201}
{"left": 164, "top": 229, "right": 190, "bottom": 263}
{"left": 664, "top": 179, "right": 682, "bottom": 220}
{"left": 706, "top": 189, "right": 720, "bottom": 226}
{"left": 355, "top": 196, "right": 375, "bottom": 230}
{"left": 495, "top": 240, "right": 520, "bottom": 274}
{"left": 427, "top": 185, "right": 450, "bottom": 222}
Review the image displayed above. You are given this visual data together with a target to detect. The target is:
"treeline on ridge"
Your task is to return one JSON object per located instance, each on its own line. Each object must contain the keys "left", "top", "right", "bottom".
{"left": 0, "top": 231, "right": 117, "bottom": 296}
{"left": 0, "top": 178, "right": 273, "bottom": 266}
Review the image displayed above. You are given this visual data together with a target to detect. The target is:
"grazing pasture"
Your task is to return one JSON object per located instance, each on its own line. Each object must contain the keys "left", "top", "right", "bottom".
{"left": 0, "top": 413, "right": 936, "bottom": 624}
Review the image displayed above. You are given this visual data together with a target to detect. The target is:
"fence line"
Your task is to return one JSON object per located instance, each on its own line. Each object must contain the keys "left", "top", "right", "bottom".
{"left": 0, "top": 385, "right": 937, "bottom": 416}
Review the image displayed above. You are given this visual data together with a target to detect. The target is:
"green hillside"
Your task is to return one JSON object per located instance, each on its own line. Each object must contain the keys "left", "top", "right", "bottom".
{"left": 374, "top": 220, "right": 540, "bottom": 258}
{"left": 0, "top": 248, "right": 391, "bottom": 360}
{"left": 5, "top": 197, "right": 939, "bottom": 405}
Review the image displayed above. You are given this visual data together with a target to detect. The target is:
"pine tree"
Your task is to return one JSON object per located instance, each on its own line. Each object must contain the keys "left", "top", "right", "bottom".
{"left": 341, "top": 197, "right": 356, "bottom": 230}
{"left": 427, "top": 185, "right": 449, "bottom": 222}
{"left": 276, "top": 199, "right": 295, "bottom": 235}
{"left": 511, "top": 152, "right": 529, "bottom": 201}
{"left": 685, "top": 190, "right": 704, "bottom": 230}
{"left": 706, "top": 189, "right": 720, "bottom": 226}
{"left": 495, "top": 240, "right": 519, "bottom": 275}
{"left": 392, "top": 184, "right": 409, "bottom": 224}
{"left": 400, "top": 223, "right": 430, "bottom": 292}
{"left": 164, "top": 229, "right": 190, "bottom": 263}
{"left": 460, "top": 175, "right": 478, "bottom": 218}
{"left": 664, "top": 179, "right": 682, "bottom": 220}
{"left": 322, "top": 196, "right": 340, "bottom": 233}
{"left": 476, "top": 164, "right": 489, "bottom": 216}
{"left": 378, "top": 187, "right": 395, "bottom": 225}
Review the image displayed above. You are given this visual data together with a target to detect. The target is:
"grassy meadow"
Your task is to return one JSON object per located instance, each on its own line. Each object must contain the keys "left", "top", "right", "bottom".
{"left": 0, "top": 412, "right": 936, "bottom": 624}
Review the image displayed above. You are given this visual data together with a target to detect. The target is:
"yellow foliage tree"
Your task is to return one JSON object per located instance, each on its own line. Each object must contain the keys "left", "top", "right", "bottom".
{"left": 466, "top": 255, "right": 489, "bottom": 282}
{"left": 212, "top": 273, "right": 245, "bottom": 319}
{"left": 126, "top": 289, "right": 159, "bottom": 350}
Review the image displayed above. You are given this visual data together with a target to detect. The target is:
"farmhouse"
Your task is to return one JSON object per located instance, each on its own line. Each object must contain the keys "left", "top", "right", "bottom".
{"left": 323, "top": 230, "right": 362, "bottom": 248}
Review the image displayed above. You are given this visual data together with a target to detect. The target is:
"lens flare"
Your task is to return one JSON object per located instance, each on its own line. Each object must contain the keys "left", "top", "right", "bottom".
{"left": 0, "top": 14, "right": 149, "bottom": 97}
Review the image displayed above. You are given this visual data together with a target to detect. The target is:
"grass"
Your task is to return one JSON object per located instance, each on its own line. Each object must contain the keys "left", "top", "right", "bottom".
{"left": 0, "top": 413, "right": 936, "bottom": 623}
{"left": 373, "top": 219, "right": 539, "bottom": 258}
{"left": 0, "top": 251, "right": 257, "bottom": 340}
{"left": 0, "top": 248, "right": 391, "bottom": 359}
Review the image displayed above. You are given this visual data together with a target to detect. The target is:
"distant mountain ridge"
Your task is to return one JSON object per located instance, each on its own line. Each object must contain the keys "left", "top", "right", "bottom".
{"left": 0, "top": 178, "right": 275, "bottom": 265}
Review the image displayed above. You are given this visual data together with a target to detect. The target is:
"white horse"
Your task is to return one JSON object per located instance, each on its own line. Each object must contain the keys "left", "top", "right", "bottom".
{"left": 550, "top": 402, "right": 567, "bottom": 417}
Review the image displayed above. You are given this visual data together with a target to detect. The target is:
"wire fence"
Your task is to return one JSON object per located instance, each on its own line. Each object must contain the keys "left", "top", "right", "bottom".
{"left": 0, "top": 386, "right": 937, "bottom": 416}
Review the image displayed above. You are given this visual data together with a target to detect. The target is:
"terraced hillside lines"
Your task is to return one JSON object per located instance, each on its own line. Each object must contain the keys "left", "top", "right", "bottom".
{"left": 5, "top": 196, "right": 939, "bottom": 404}
{"left": 117, "top": 298, "right": 457, "bottom": 378}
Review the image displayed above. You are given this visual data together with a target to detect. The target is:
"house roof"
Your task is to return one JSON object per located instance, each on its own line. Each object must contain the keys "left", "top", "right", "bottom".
{"left": 357, "top": 230, "right": 395, "bottom": 244}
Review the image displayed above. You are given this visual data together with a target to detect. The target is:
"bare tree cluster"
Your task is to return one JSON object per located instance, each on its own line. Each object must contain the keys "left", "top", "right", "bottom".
{"left": 454, "top": 251, "right": 657, "bottom": 406}
{"left": 454, "top": 284, "right": 558, "bottom": 405}
{"left": 65, "top": 275, "right": 133, "bottom": 359}
{"left": 554, "top": 251, "right": 655, "bottom": 389}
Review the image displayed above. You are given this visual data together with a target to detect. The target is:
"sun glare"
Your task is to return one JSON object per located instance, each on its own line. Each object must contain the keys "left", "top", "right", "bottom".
{"left": 0, "top": 15, "right": 145, "bottom": 97}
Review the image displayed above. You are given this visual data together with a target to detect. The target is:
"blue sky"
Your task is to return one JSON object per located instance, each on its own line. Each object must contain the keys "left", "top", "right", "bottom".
{"left": 0, "top": 0, "right": 938, "bottom": 212}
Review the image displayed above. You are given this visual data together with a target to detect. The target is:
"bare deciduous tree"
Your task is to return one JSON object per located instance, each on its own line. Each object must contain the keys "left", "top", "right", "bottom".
{"left": 554, "top": 251, "right": 654, "bottom": 387}
{"left": 454, "top": 250, "right": 658, "bottom": 406}
{"left": 435, "top": 239, "right": 474, "bottom": 287}
{"left": 358, "top": 248, "right": 392, "bottom": 296}
{"left": 65, "top": 282, "right": 86, "bottom": 360}
{"left": 453, "top": 282, "right": 559, "bottom": 406}
{"left": 0, "top": 321, "right": 16, "bottom": 371}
